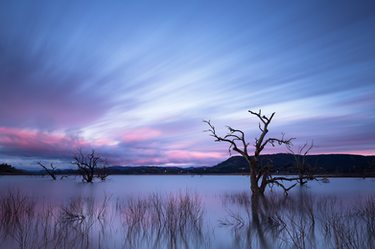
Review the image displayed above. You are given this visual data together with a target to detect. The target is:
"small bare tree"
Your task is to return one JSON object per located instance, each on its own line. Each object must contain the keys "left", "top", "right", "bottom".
{"left": 97, "top": 164, "right": 111, "bottom": 181}
{"left": 37, "top": 162, "right": 57, "bottom": 180}
{"left": 351, "top": 156, "right": 375, "bottom": 179}
{"left": 71, "top": 148, "right": 109, "bottom": 183}
{"left": 204, "top": 109, "right": 307, "bottom": 195}
{"left": 286, "top": 141, "right": 316, "bottom": 185}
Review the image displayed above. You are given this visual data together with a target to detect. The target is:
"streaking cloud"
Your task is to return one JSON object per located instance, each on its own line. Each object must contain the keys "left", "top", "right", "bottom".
{"left": 0, "top": 0, "right": 374, "bottom": 169}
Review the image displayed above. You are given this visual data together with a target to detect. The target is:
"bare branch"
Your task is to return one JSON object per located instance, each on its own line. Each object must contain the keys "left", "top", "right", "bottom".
{"left": 71, "top": 148, "right": 109, "bottom": 182}
{"left": 286, "top": 140, "right": 317, "bottom": 185}
{"left": 203, "top": 120, "right": 248, "bottom": 157}
{"left": 268, "top": 179, "right": 297, "bottom": 195}
{"left": 204, "top": 110, "right": 306, "bottom": 195}
{"left": 37, "top": 162, "right": 57, "bottom": 180}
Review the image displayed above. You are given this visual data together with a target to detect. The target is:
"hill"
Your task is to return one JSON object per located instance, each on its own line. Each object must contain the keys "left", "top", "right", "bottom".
{"left": 2, "top": 154, "right": 375, "bottom": 176}
{"left": 0, "top": 163, "right": 25, "bottom": 175}
{"left": 103, "top": 154, "right": 375, "bottom": 175}
{"left": 203, "top": 154, "right": 375, "bottom": 175}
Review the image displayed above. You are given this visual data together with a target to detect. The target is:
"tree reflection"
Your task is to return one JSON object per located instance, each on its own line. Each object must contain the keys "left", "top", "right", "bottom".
{"left": 1, "top": 187, "right": 374, "bottom": 248}
{"left": 220, "top": 189, "right": 375, "bottom": 248}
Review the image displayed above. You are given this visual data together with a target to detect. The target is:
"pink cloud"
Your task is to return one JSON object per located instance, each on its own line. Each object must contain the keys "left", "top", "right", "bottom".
{"left": 122, "top": 127, "right": 162, "bottom": 142}
{"left": 3, "top": 125, "right": 371, "bottom": 169}
{"left": 165, "top": 150, "right": 226, "bottom": 162}
{"left": 106, "top": 146, "right": 228, "bottom": 167}
{"left": 0, "top": 126, "right": 88, "bottom": 156}
{"left": 91, "top": 137, "right": 118, "bottom": 147}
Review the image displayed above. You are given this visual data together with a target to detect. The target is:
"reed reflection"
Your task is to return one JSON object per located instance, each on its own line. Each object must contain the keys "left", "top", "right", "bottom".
{"left": 119, "top": 190, "right": 209, "bottom": 249}
{"left": 0, "top": 188, "right": 115, "bottom": 249}
{"left": 1, "top": 186, "right": 374, "bottom": 248}
{"left": 220, "top": 190, "right": 375, "bottom": 248}
{"left": 0, "top": 188, "right": 211, "bottom": 249}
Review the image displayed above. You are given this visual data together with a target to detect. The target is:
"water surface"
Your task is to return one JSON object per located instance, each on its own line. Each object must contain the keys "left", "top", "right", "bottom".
{"left": 1, "top": 175, "right": 374, "bottom": 248}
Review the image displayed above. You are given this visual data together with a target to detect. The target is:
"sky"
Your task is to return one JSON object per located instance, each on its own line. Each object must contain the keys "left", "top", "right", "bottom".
{"left": 0, "top": 0, "right": 374, "bottom": 170}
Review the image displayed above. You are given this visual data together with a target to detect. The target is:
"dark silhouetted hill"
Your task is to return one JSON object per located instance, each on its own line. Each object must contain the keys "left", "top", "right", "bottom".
{"left": 0, "top": 163, "right": 25, "bottom": 175}
{"left": 205, "top": 154, "right": 375, "bottom": 175}
{"left": 3, "top": 154, "right": 375, "bottom": 176}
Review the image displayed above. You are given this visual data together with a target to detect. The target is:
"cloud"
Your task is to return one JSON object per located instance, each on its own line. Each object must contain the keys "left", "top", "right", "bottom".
{"left": 0, "top": 127, "right": 87, "bottom": 158}
{"left": 165, "top": 150, "right": 226, "bottom": 164}
{"left": 122, "top": 127, "right": 162, "bottom": 143}
{"left": 0, "top": 49, "right": 115, "bottom": 131}
{"left": 0, "top": 0, "right": 375, "bottom": 170}
{"left": 0, "top": 125, "right": 229, "bottom": 168}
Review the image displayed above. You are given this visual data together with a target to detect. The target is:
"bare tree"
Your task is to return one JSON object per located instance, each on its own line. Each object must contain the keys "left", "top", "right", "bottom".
{"left": 37, "top": 162, "right": 57, "bottom": 180}
{"left": 286, "top": 141, "right": 316, "bottom": 185}
{"left": 97, "top": 163, "right": 111, "bottom": 181}
{"left": 204, "top": 109, "right": 307, "bottom": 195}
{"left": 351, "top": 156, "right": 375, "bottom": 179}
{"left": 71, "top": 148, "right": 109, "bottom": 183}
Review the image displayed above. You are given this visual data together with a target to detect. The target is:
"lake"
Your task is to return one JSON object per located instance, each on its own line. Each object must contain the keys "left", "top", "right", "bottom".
{"left": 1, "top": 175, "right": 374, "bottom": 248}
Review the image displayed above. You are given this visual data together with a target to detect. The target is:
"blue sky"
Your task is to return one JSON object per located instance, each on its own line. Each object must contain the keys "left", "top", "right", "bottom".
{"left": 0, "top": 0, "right": 374, "bottom": 169}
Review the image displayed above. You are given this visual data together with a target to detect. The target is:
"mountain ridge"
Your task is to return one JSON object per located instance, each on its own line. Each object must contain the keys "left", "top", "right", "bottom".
{"left": 3, "top": 153, "right": 375, "bottom": 176}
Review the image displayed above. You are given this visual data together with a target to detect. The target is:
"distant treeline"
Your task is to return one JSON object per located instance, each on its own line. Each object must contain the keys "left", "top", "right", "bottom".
{"left": 0, "top": 163, "right": 25, "bottom": 175}
{"left": 2, "top": 154, "right": 375, "bottom": 176}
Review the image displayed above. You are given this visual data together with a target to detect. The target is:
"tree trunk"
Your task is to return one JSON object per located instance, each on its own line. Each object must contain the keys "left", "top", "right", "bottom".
{"left": 250, "top": 177, "right": 261, "bottom": 195}
{"left": 249, "top": 160, "right": 266, "bottom": 195}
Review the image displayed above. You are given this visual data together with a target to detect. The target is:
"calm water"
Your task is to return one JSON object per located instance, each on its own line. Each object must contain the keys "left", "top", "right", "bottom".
{"left": 1, "top": 175, "right": 375, "bottom": 248}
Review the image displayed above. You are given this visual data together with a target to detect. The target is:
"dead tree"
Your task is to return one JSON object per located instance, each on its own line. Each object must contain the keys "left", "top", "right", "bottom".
{"left": 97, "top": 163, "right": 111, "bottom": 181}
{"left": 71, "top": 148, "right": 109, "bottom": 182}
{"left": 204, "top": 109, "right": 307, "bottom": 195}
{"left": 351, "top": 156, "right": 375, "bottom": 179}
{"left": 37, "top": 162, "right": 57, "bottom": 180}
{"left": 286, "top": 141, "right": 316, "bottom": 185}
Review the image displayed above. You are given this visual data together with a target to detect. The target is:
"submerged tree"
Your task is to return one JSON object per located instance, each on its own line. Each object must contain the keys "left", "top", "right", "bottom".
{"left": 204, "top": 109, "right": 309, "bottom": 195}
{"left": 351, "top": 156, "right": 375, "bottom": 179}
{"left": 37, "top": 162, "right": 57, "bottom": 180}
{"left": 71, "top": 148, "right": 110, "bottom": 182}
{"left": 286, "top": 141, "right": 317, "bottom": 185}
{"left": 97, "top": 163, "right": 111, "bottom": 181}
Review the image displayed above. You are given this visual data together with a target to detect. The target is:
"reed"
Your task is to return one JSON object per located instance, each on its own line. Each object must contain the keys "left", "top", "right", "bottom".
{"left": 1, "top": 187, "right": 374, "bottom": 248}
{"left": 220, "top": 191, "right": 375, "bottom": 249}
{"left": 0, "top": 189, "right": 116, "bottom": 249}
{"left": 120, "top": 190, "right": 206, "bottom": 249}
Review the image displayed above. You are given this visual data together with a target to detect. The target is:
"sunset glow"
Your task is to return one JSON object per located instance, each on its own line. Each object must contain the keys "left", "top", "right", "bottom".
{"left": 1, "top": 0, "right": 374, "bottom": 169}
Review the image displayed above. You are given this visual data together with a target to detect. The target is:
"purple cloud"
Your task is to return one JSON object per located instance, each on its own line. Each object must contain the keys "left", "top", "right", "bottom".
{"left": 0, "top": 0, "right": 374, "bottom": 169}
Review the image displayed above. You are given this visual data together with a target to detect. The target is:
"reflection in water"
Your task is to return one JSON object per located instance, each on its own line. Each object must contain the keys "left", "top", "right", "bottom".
{"left": 119, "top": 191, "right": 209, "bottom": 249}
{"left": 220, "top": 189, "right": 375, "bottom": 248}
{"left": 0, "top": 188, "right": 114, "bottom": 249}
{"left": 0, "top": 188, "right": 211, "bottom": 249}
{"left": 1, "top": 185, "right": 375, "bottom": 248}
